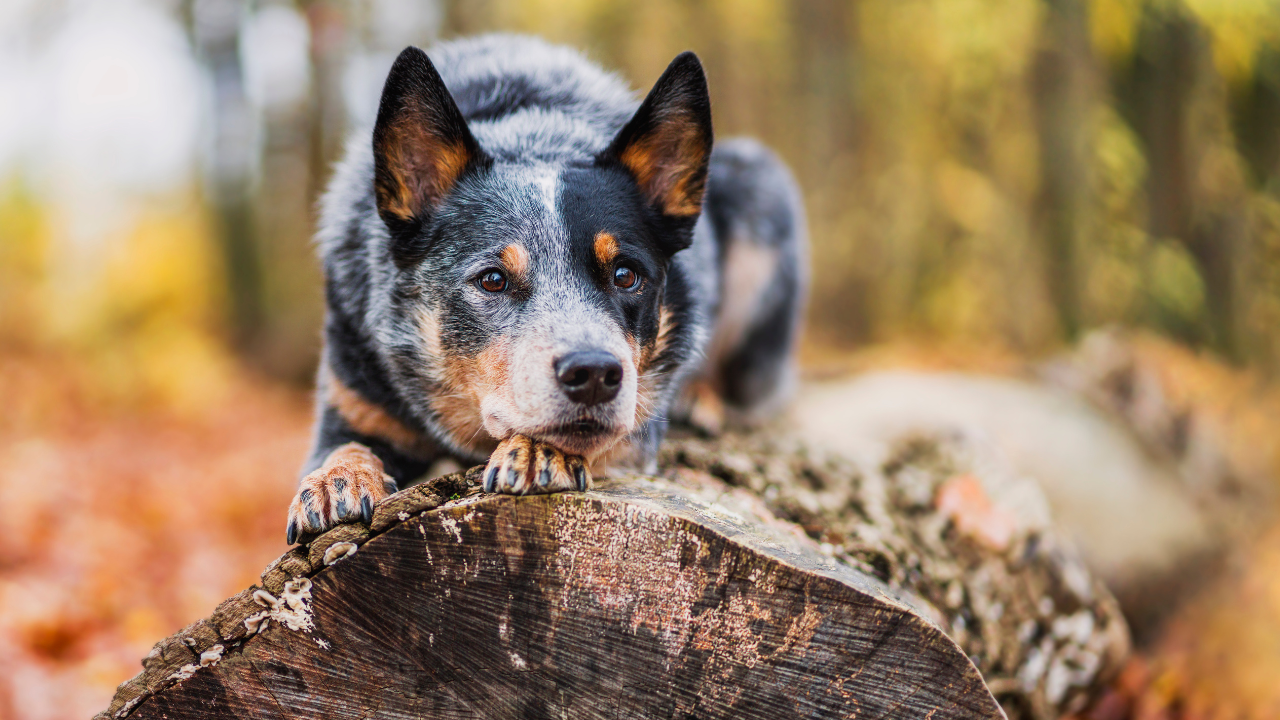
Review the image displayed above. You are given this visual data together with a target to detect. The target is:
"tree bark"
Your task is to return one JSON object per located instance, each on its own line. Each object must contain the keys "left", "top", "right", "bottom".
{"left": 100, "top": 433, "right": 1129, "bottom": 720}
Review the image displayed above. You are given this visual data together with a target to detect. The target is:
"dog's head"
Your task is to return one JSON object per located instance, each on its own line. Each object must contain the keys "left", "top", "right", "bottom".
{"left": 371, "top": 46, "right": 711, "bottom": 462}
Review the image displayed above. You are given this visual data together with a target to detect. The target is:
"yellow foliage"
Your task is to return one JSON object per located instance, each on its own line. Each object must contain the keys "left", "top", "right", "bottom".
{"left": 935, "top": 160, "right": 1002, "bottom": 234}
{"left": 0, "top": 183, "right": 238, "bottom": 416}
{"left": 1183, "top": 0, "right": 1280, "bottom": 85}
{"left": 1089, "top": 0, "right": 1145, "bottom": 62}
{"left": 1147, "top": 239, "right": 1208, "bottom": 327}
{"left": 0, "top": 180, "right": 50, "bottom": 347}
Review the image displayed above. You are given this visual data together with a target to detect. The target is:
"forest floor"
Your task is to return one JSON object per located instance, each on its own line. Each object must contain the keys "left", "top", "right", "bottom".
{"left": 1, "top": 336, "right": 1278, "bottom": 720}
{"left": 0, "top": 352, "right": 310, "bottom": 720}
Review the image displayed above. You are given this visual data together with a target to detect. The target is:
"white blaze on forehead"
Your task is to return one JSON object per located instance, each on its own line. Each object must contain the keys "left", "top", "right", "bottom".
{"left": 529, "top": 163, "right": 560, "bottom": 219}
{"left": 500, "top": 162, "right": 564, "bottom": 253}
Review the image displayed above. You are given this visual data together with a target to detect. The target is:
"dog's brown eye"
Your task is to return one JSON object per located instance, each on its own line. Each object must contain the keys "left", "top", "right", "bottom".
{"left": 479, "top": 270, "right": 507, "bottom": 293}
{"left": 613, "top": 265, "right": 639, "bottom": 290}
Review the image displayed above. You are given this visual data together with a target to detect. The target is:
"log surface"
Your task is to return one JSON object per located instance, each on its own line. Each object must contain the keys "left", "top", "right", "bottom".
{"left": 103, "top": 433, "right": 1130, "bottom": 720}
{"left": 117, "top": 474, "right": 1001, "bottom": 719}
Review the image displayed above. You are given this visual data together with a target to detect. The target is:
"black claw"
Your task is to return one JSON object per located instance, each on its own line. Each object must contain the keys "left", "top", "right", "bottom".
{"left": 574, "top": 465, "right": 587, "bottom": 491}
{"left": 361, "top": 495, "right": 373, "bottom": 524}
{"left": 306, "top": 508, "right": 323, "bottom": 530}
{"left": 384, "top": 479, "right": 397, "bottom": 494}
{"left": 335, "top": 496, "right": 352, "bottom": 519}
{"left": 286, "top": 520, "right": 298, "bottom": 545}
{"left": 538, "top": 466, "right": 552, "bottom": 487}
{"left": 507, "top": 465, "right": 521, "bottom": 490}
{"left": 483, "top": 464, "right": 498, "bottom": 493}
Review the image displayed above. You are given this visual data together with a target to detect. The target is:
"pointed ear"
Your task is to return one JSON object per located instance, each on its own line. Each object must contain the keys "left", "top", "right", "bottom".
{"left": 602, "top": 52, "right": 713, "bottom": 228}
{"left": 372, "top": 46, "right": 486, "bottom": 239}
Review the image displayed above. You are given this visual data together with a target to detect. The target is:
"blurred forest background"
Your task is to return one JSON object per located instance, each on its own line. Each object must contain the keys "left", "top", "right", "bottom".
{"left": 5, "top": 0, "right": 1280, "bottom": 718}
{"left": 9, "top": 0, "right": 1280, "bottom": 387}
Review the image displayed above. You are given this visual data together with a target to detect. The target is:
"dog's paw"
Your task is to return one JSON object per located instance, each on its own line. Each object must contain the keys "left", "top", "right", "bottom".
{"left": 482, "top": 435, "right": 590, "bottom": 495}
{"left": 287, "top": 443, "right": 397, "bottom": 544}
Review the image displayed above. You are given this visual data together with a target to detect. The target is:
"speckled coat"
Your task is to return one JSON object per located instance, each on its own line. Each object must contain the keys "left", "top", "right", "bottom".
{"left": 286, "top": 34, "right": 807, "bottom": 544}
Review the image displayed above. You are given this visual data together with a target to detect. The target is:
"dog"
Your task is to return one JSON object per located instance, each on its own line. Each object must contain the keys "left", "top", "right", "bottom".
{"left": 286, "top": 35, "right": 807, "bottom": 543}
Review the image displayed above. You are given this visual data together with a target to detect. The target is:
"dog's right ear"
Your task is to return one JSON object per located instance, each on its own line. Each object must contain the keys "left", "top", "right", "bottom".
{"left": 372, "top": 47, "right": 487, "bottom": 258}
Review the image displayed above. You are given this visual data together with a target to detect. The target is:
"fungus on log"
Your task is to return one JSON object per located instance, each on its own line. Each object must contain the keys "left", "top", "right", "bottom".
{"left": 101, "top": 434, "right": 1130, "bottom": 720}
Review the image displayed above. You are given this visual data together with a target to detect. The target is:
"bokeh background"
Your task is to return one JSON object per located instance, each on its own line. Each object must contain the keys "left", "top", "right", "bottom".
{"left": 4, "top": 0, "right": 1280, "bottom": 718}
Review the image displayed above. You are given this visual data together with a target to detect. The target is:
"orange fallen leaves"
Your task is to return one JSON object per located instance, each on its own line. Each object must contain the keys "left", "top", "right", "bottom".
{"left": 0, "top": 352, "right": 311, "bottom": 720}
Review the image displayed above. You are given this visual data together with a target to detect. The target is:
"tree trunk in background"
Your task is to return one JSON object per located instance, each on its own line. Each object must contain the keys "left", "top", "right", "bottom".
{"left": 1228, "top": 50, "right": 1280, "bottom": 190}
{"left": 1121, "top": 7, "right": 1244, "bottom": 360}
{"left": 99, "top": 434, "right": 1130, "bottom": 720}
{"left": 1033, "top": 0, "right": 1095, "bottom": 341}
{"left": 790, "top": 0, "right": 872, "bottom": 344}
{"left": 1230, "top": 49, "right": 1280, "bottom": 368}
{"left": 188, "top": 0, "right": 266, "bottom": 359}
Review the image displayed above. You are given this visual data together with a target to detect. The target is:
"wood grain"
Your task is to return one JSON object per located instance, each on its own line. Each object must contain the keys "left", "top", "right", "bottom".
{"left": 111, "top": 474, "right": 1003, "bottom": 719}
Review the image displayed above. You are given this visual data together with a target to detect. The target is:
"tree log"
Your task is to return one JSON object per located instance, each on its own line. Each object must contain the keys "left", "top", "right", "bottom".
{"left": 100, "top": 434, "right": 1129, "bottom": 720}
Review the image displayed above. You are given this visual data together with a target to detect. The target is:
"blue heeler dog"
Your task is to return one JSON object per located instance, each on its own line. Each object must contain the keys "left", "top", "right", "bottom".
{"left": 287, "top": 35, "right": 807, "bottom": 543}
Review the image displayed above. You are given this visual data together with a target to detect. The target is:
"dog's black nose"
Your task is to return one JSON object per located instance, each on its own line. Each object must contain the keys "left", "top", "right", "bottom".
{"left": 555, "top": 351, "right": 623, "bottom": 406}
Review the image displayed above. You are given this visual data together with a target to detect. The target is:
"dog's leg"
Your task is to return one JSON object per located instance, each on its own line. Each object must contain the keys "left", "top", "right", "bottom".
{"left": 481, "top": 435, "right": 590, "bottom": 495}
{"left": 287, "top": 443, "right": 397, "bottom": 544}
{"left": 698, "top": 137, "right": 808, "bottom": 426}
{"left": 287, "top": 399, "right": 440, "bottom": 543}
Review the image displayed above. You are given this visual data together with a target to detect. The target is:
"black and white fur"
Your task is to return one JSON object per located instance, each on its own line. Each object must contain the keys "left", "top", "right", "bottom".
{"left": 287, "top": 35, "right": 806, "bottom": 543}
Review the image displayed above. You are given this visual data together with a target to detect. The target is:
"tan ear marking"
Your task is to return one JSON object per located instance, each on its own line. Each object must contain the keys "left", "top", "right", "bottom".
{"left": 593, "top": 232, "right": 619, "bottom": 267}
{"left": 617, "top": 115, "right": 708, "bottom": 217}
{"left": 375, "top": 108, "right": 472, "bottom": 223}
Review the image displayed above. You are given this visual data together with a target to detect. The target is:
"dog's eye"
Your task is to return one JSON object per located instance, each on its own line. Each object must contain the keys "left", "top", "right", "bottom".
{"left": 478, "top": 270, "right": 508, "bottom": 293}
{"left": 613, "top": 265, "right": 639, "bottom": 291}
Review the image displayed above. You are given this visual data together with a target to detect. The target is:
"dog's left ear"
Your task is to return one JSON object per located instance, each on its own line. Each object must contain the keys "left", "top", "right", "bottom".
{"left": 601, "top": 52, "right": 712, "bottom": 250}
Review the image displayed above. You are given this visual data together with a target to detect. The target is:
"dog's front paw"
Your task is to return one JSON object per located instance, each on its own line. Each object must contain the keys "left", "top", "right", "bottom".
{"left": 483, "top": 435, "right": 590, "bottom": 495}
{"left": 287, "top": 443, "right": 397, "bottom": 544}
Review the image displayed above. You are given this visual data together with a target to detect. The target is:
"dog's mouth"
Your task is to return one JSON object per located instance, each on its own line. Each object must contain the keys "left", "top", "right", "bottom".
{"left": 536, "top": 417, "right": 624, "bottom": 456}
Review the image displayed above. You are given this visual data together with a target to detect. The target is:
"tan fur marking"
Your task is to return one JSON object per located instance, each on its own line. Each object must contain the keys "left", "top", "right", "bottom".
{"left": 686, "top": 380, "right": 725, "bottom": 435}
{"left": 593, "top": 232, "right": 619, "bottom": 266}
{"left": 416, "top": 305, "right": 443, "bottom": 364}
{"left": 429, "top": 338, "right": 511, "bottom": 456}
{"left": 501, "top": 244, "right": 530, "bottom": 279}
{"left": 634, "top": 306, "right": 676, "bottom": 428}
{"left": 618, "top": 115, "right": 707, "bottom": 217}
{"left": 624, "top": 332, "right": 641, "bottom": 370}
{"left": 321, "top": 443, "right": 384, "bottom": 473}
{"left": 326, "top": 367, "right": 431, "bottom": 456}
{"left": 431, "top": 356, "right": 487, "bottom": 452}
{"left": 475, "top": 340, "right": 512, "bottom": 391}
{"left": 705, "top": 240, "right": 776, "bottom": 370}
{"left": 640, "top": 307, "right": 676, "bottom": 373}
{"left": 376, "top": 108, "right": 471, "bottom": 221}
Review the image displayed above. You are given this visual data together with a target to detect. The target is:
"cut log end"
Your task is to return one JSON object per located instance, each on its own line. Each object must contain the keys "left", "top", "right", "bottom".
{"left": 102, "top": 434, "right": 1130, "bottom": 720}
